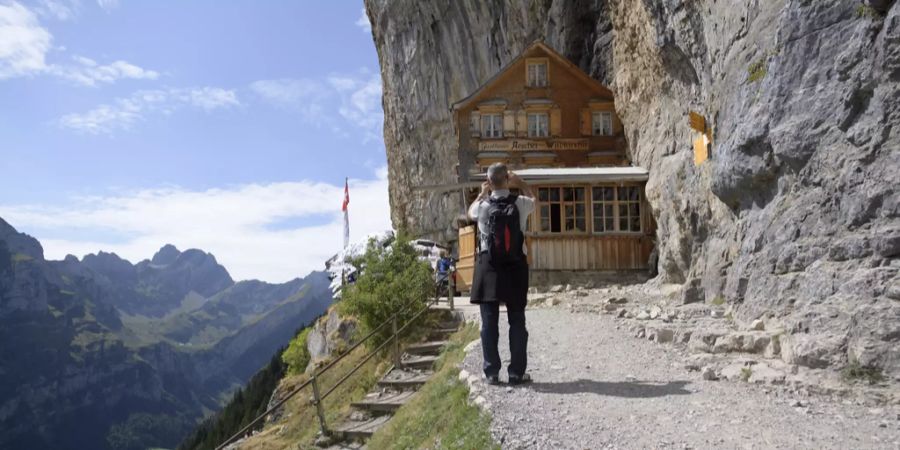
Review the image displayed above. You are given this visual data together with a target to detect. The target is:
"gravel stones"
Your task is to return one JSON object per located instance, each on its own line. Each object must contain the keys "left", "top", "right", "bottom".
{"left": 459, "top": 309, "right": 899, "bottom": 449}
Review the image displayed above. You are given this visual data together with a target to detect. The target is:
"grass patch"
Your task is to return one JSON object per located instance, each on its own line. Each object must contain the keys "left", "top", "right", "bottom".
{"left": 368, "top": 323, "right": 498, "bottom": 450}
{"left": 747, "top": 58, "right": 767, "bottom": 83}
{"left": 740, "top": 367, "right": 753, "bottom": 382}
{"left": 856, "top": 4, "right": 881, "bottom": 19}
{"left": 11, "top": 252, "right": 33, "bottom": 263}
{"left": 710, "top": 295, "right": 726, "bottom": 306}
{"left": 842, "top": 360, "right": 885, "bottom": 384}
{"left": 238, "top": 344, "right": 391, "bottom": 449}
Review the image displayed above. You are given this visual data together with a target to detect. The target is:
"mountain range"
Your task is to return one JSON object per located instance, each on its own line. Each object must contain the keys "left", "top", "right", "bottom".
{"left": 0, "top": 217, "right": 333, "bottom": 450}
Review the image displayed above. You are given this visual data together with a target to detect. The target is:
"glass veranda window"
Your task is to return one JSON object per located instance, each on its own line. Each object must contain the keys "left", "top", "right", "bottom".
{"left": 538, "top": 187, "right": 585, "bottom": 233}
{"left": 481, "top": 113, "right": 502, "bottom": 138}
{"left": 591, "top": 186, "right": 642, "bottom": 233}
{"left": 591, "top": 186, "right": 616, "bottom": 232}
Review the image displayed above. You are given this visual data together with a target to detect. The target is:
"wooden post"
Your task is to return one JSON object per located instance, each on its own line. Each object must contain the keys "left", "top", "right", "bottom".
{"left": 448, "top": 268, "right": 455, "bottom": 311}
{"left": 311, "top": 373, "right": 328, "bottom": 436}
{"left": 391, "top": 316, "right": 401, "bottom": 367}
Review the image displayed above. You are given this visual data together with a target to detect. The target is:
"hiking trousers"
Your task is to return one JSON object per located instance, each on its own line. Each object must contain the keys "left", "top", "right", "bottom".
{"left": 480, "top": 302, "right": 528, "bottom": 379}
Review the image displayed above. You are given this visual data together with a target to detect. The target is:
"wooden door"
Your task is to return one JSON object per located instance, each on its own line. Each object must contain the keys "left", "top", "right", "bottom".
{"left": 456, "top": 225, "right": 476, "bottom": 292}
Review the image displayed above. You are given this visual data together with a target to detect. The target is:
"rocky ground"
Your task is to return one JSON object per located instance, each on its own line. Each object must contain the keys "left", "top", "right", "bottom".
{"left": 458, "top": 284, "right": 900, "bottom": 449}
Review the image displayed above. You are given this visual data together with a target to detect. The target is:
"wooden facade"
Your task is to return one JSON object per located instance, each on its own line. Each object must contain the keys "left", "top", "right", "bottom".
{"left": 450, "top": 42, "right": 656, "bottom": 286}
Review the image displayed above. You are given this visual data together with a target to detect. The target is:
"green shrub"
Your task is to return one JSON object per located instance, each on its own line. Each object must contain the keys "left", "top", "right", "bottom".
{"left": 747, "top": 58, "right": 767, "bottom": 83}
{"left": 842, "top": 360, "right": 884, "bottom": 384}
{"left": 740, "top": 367, "right": 753, "bottom": 382}
{"left": 339, "top": 234, "right": 433, "bottom": 350}
{"left": 856, "top": 4, "right": 881, "bottom": 19}
{"left": 282, "top": 327, "right": 312, "bottom": 375}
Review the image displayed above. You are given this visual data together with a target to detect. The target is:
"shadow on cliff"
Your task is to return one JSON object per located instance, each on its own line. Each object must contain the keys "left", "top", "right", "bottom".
{"left": 525, "top": 379, "right": 693, "bottom": 398}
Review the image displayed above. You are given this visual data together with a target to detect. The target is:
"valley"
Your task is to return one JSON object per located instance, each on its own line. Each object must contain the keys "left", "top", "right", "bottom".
{"left": 0, "top": 218, "right": 333, "bottom": 450}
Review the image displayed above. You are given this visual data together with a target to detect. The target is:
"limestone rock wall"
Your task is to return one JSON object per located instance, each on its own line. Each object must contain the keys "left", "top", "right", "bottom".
{"left": 366, "top": 0, "right": 900, "bottom": 377}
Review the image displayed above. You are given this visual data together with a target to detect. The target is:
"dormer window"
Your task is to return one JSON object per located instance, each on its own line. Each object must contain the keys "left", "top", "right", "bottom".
{"left": 526, "top": 59, "right": 548, "bottom": 87}
{"left": 481, "top": 113, "right": 503, "bottom": 138}
{"left": 591, "top": 111, "right": 613, "bottom": 136}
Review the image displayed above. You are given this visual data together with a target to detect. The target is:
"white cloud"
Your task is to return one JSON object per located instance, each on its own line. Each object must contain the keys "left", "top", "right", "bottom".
{"left": 0, "top": 1, "right": 53, "bottom": 79}
{"left": 253, "top": 72, "right": 383, "bottom": 143}
{"left": 50, "top": 55, "right": 159, "bottom": 86}
{"left": 335, "top": 75, "right": 383, "bottom": 143}
{"left": 34, "top": 0, "right": 81, "bottom": 21}
{"left": 0, "top": 169, "right": 392, "bottom": 282}
{"left": 96, "top": 0, "right": 117, "bottom": 11}
{"left": 1, "top": 2, "right": 156, "bottom": 85}
{"left": 355, "top": 7, "right": 370, "bottom": 32}
{"left": 58, "top": 86, "right": 239, "bottom": 134}
{"left": 250, "top": 78, "right": 329, "bottom": 123}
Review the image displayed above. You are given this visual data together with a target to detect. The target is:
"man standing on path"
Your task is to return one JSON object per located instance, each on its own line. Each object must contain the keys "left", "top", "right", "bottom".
{"left": 468, "top": 163, "right": 534, "bottom": 385}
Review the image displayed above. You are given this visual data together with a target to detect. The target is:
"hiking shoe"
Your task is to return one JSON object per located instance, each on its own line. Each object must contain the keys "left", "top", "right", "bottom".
{"left": 508, "top": 373, "right": 532, "bottom": 386}
{"left": 484, "top": 374, "right": 501, "bottom": 385}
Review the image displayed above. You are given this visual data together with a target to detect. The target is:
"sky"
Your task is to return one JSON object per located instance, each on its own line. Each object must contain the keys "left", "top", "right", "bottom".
{"left": 0, "top": 0, "right": 393, "bottom": 282}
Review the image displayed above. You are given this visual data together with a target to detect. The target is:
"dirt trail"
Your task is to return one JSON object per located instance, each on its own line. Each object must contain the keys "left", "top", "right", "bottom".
{"left": 461, "top": 308, "right": 900, "bottom": 450}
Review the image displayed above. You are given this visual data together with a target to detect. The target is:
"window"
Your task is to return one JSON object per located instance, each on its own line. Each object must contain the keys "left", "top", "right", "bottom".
{"left": 481, "top": 113, "right": 503, "bottom": 138}
{"left": 618, "top": 186, "right": 642, "bottom": 232}
{"left": 591, "top": 187, "right": 616, "bottom": 232}
{"left": 527, "top": 61, "right": 548, "bottom": 87}
{"left": 538, "top": 187, "right": 586, "bottom": 233}
{"left": 591, "top": 186, "right": 642, "bottom": 233}
{"left": 592, "top": 111, "right": 613, "bottom": 136}
{"left": 527, "top": 113, "right": 549, "bottom": 138}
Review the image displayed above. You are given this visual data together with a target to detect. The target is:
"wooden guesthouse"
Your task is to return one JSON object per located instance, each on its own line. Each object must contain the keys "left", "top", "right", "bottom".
{"left": 451, "top": 42, "right": 656, "bottom": 289}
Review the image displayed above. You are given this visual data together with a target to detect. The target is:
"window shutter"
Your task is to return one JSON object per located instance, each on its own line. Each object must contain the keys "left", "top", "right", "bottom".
{"left": 580, "top": 108, "right": 591, "bottom": 136}
{"left": 515, "top": 110, "right": 527, "bottom": 137}
{"left": 470, "top": 111, "right": 481, "bottom": 137}
{"left": 503, "top": 110, "right": 516, "bottom": 136}
{"left": 549, "top": 108, "right": 562, "bottom": 137}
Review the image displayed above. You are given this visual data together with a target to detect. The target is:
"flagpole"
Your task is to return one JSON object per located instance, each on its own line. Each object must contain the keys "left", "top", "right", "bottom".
{"left": 343, "top": 177, "right": 350, "bottom": 249}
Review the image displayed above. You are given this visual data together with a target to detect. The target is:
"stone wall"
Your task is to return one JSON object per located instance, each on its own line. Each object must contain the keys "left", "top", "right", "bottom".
{"left": 365, "top": 0, "right": 900, "bottom": 377}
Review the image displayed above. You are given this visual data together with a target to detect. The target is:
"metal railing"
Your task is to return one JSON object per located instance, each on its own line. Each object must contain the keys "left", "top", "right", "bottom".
{"left": 214, "top": 292, "right": 450, "bottom": 450}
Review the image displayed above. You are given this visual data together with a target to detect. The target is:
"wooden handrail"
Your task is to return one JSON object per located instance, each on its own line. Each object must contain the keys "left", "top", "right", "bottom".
{"left": 214, "top": 296, "right": 437, "bottom": 450}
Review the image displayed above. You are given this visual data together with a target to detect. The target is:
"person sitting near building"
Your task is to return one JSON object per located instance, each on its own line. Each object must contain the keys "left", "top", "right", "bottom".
{"left": 468, "top": 162, "right": 534, "bottom": 385}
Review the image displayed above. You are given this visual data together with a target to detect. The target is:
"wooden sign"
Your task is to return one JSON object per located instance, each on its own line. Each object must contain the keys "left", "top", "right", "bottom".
{"left": 688, "top": 111, "right": 706, "bottom": 132}
{"left": 693, "top": 134, "right": 709, "bottom": 165}
{"left": 478, "top": 138, "right": 589, "bottom": 152}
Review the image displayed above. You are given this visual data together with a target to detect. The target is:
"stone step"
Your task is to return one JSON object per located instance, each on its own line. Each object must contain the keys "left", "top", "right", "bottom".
{"left": 402, "top": 354, "right": 439, "bottom": 370}
{"left": 436, "top": 320, "right": 461, "bottom": 329}
{"left": 405, "top": 340, "right": 448, "bottom": 355}
{"left": 377, "top": 368, "right": 434, "bottom": 389}
{"left": 350, "top": 389, "right": 417, "bottom": 412}
{"left": 331, "top": 414, "right": 392, "bottom": 439}
{"left": 428, "top": 328, "right": 459, "bottom": 339}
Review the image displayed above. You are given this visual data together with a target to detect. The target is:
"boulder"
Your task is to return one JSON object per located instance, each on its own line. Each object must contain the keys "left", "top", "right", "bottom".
{"left": 748, "top": 363, "right": 786, "bottom": 385}
{"left": 712, "top": 332, "right": 771, "bottom": 354}
{"left": 688, "top": 329, "right": 729, "bottom": 353}
{"left": 750, "top": 319, "right": 766, "bottom": 331}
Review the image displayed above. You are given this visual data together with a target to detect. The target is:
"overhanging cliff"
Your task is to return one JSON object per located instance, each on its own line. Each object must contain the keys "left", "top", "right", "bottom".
{"left": 366, "top": 0, "right": 899, "bottom": 377}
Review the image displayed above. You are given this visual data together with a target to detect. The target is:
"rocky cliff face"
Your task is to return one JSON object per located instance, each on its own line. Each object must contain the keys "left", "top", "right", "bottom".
{"left": 366, "top": 0, "right": 899, "bottom": 377}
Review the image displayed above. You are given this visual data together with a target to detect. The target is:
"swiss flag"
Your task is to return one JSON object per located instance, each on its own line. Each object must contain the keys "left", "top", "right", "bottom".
{"left": 342, "top": 178, "right": 350, "bottom": 212}
{"left": 342, "top": 178, "right": 350, "bottom": 248}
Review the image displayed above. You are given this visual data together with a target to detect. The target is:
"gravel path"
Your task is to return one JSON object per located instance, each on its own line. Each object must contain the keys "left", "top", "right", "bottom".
{"left": 461, "top": 308, "right": 900, "bottom": 449}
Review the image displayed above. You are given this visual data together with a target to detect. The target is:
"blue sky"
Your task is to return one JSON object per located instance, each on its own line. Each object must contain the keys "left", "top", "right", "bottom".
{"left": 0, "top": 0, "right": 393, "bottom": 282}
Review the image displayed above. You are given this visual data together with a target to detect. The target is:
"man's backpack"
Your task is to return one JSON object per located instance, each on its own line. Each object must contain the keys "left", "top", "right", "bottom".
{"left": 483, "top": 195, "right": 525, "bottom": 265}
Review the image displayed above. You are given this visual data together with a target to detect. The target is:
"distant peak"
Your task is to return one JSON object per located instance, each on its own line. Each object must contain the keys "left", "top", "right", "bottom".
{"left": 151, "top": 244, "right": 181, "bottom": 266}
